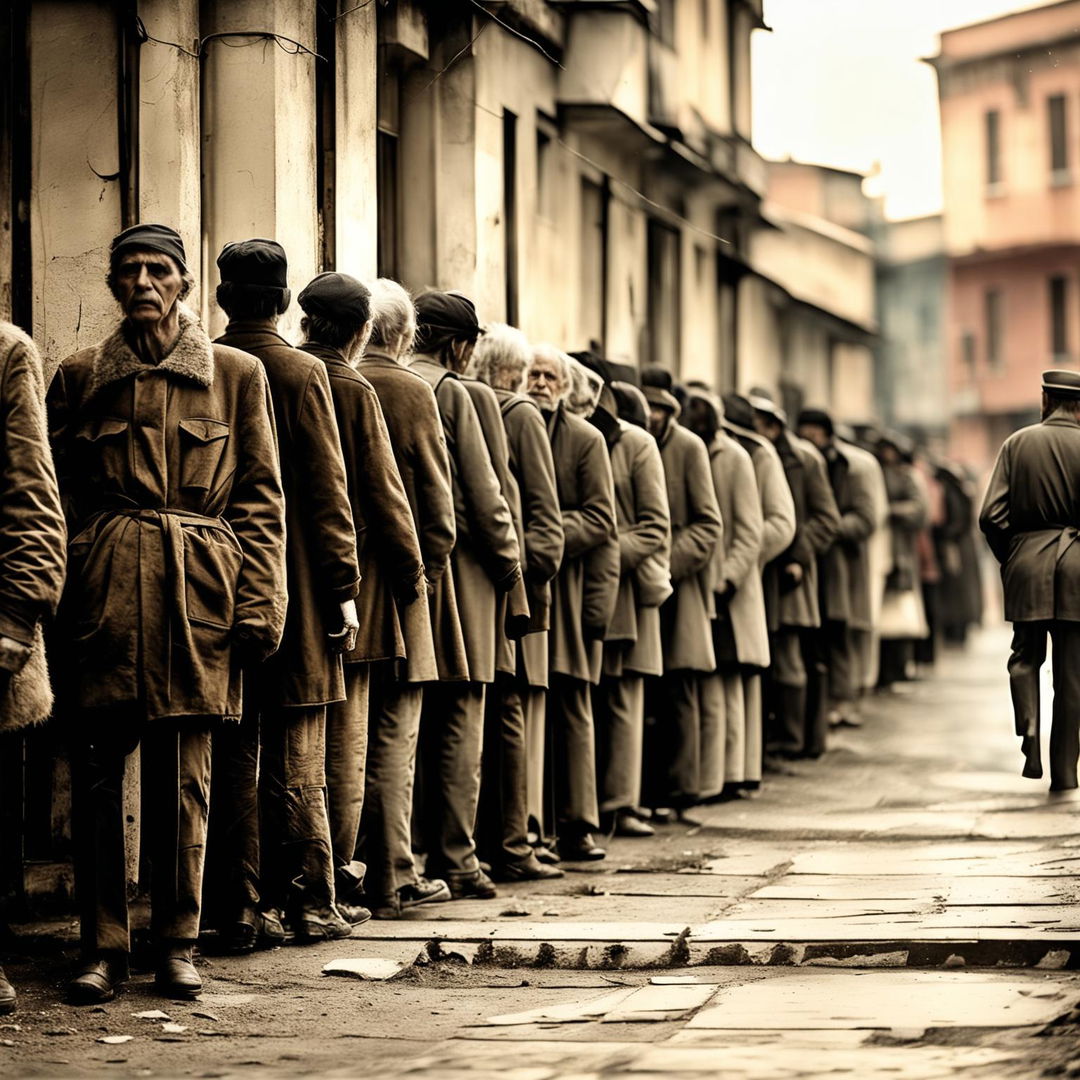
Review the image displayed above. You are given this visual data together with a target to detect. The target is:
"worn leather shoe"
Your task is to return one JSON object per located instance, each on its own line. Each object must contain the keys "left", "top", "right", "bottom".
{"left": 448, "top": 869, "right": 498, "bottom": 901}
{"left": 155, "top": 956, "right": 202, "bottom": 999}
{"left": 296, "top": 905, "right": 353, "bottom": 942}
{"left": 533, "top": 843, "right": 561, "bottom": 865}
{"left": 68, "top": 954, "right": 129, "bottom": 1005}
{"left": 559, "top": 832, "right": 606, "bottom": 861}
{"left": 258, "top": 908, "right": 290, "bottom": 946}
{"left": 493, "top": 856, "right": 564, "bottom": 882}
{"left": 337, "top": 900, "right": 372, "bottom": 926}
{"left": 221, "top": 906, "right": 259, "bottom": 955}
{"left": 614, "top": 811, "right": 655, "bottom": 838}
{"left": 0, "top": 966, "right": 15, "bottom": 1015}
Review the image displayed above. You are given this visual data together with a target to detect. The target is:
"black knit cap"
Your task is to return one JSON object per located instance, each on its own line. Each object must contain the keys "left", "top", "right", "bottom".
{"left": 797, "top": 407, "right": 834, "bottom": 437}
{"left": 298, "top": 272, "right": 371, "bottom": 324}
{"left": 110, "top": 223, "right": 188, "bottom": 273}
{"left": 217, "top": 238, "right": 289, "bottom": 289}
{"left": 414, "top": 290, "right": 483, "bottom": 345}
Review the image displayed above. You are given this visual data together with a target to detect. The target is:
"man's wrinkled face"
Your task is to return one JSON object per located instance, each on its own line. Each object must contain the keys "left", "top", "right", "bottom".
{"left": 798, "top": 423, "right": 830, "bottom": 451}
{"left": 116, "top": 250, "right": 184, "bottom": 325}
{"left": 527, "top": 353, "right": 564, "bottom": 408}
{"left": 648, "top": 405, "right": 671, "bottom": 440}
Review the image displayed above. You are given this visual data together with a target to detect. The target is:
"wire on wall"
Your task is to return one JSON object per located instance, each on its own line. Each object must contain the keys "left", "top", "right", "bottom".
{"left": 133, "top": 16, "right": 324, "bottom": 62}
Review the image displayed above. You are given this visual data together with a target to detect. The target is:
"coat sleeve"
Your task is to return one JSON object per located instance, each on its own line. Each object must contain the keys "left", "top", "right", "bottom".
{"left": 582, "top": 445, "right": 620, "bottom": 637}
{"left": 225, "top": 363, "right": 289, "bottom": 659}
{"left": 669, "top": 433, "right": 723, "bottom": 582}
{"left": 720, "top": 446, "right": 763, "bottom": 591}
{"left": 298, "top": 363, "right": 361, "bottom": 604}
{"left": 356, "top": 386, "right": 425, "bottom": 602}
{"left": 0, "top": 337, "right": 66, "bottom": 646}
{"left": 514, "top": 405, "right": 564, "bottom": 584}
{"left": 620, "top": 436, "right": 671, "bottom": 572}
{"left": 443, "top": 380, "right": 521, "bottom": 591}
{"left": 979, "top": 440, "right": 1012, "bottom": 565}
{"left": 889, "top": 467, "right": 928, "bottom": 533}
{"left": 562, "top": 425, "right": 617, "bottom": 561}
{"left": 799, "top": 446, "right": 841, "bottom": 557}
{"left": 754, "top": 443, "right": 797, "bottom": 565}
{"left": 410, "top": 385, "right": 456, "bottom": 584}
{"left": 836, "top": 458, "right": 877, "bottom": 547}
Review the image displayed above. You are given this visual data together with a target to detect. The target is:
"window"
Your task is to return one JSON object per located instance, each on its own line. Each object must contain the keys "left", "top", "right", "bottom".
{"left": 985, "top": 289, "right": 1003, "bottom": 371}
{"left": 315, "top": 3, "right": 336, "bottom": 270}
{"left": 1049, "top": 94, "right": 1069, "bottom": 178}
{"left": 536, "top": 117, "right": 554, "bottom": 219}
{"left": 578, "top": 177, "right": 607, "bottom": 349}
{"left": 1050, "top": 275, "right": 1069, "bottom": 359}
{"left": 376, "top": 132, "right": 399, "bottom": 279}
{"left": 962, "top": 332, "right": 976, "bottom": 381}
{"left": 985, "top": 109, "right": 1002, "bottom": 188}
{"left": 646, "top": 219, "right": 681, "bottom": 372}
{"left": 503, "top": 109, "right": 519, "bottom": 326}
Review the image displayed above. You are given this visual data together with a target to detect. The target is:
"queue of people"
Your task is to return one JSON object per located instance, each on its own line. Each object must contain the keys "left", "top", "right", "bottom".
{"left": 0, "top": 222, "right": 985, "bottom": 1014}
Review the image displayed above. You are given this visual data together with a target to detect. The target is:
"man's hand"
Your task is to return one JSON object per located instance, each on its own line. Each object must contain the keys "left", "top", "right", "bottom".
{"left": 328, "top": 599, "right": 360, "bottom": 655}
{"left": 0, "top": 636, "right": 32, "bottom": 675}
{"left": 784, "top": 562, "right": 804, "bottom": 585}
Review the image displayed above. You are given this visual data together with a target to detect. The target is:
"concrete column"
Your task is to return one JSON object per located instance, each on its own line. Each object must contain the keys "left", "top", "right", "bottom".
{"left": 200, "top": 0, "right": 319, "bottom": 338}
{"left": 334, "top": 0, "right": 377, "bottom": 279}
{"left": 29, "top": 1, "right": 123, "bottom": 363}
{"left": 137, "top": 0, "right": 201, "bottom": 294}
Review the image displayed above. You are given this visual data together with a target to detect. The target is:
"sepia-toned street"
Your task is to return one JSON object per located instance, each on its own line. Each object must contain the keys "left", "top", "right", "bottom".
{"left": 3, "top": 626, "right": 1078, "bottom": 1079}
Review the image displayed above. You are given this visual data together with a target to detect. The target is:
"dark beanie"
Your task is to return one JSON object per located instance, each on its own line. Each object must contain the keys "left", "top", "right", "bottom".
{"left": 110, "top": 223, "right": 188, "bottom": 274}
{"left": 217, "top": 239, "right": 289, "bottom": 290}
{"left": 723, "top": 392, "right": 755, "bottom": 429}
{"left": 797, "top": 407, "right": 834, "bottom": 437}
{"left": 611, "top": 381, "right": 648, "bottom": 428}
{"left": 298, "top": 272, "right": 371, "bottom": 324}
{"left": 640, "top": 366, "right": 674, "bottom": 391}
{"left": 414, "top": 290, "right": 482, "bottom": 345}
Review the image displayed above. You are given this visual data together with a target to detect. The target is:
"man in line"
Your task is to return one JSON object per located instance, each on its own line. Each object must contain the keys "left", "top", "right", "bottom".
{"left": 640, "top": 368, "right": 722, "bottom": 814}
{"left": 749, "top": 389, "right": 839, "bottom": 761}
{"left": 527, "top": 345, "right": 617, "bottom": 860}
{"left": 211, "top": 240, "right": 360, "bottom": 944}
{"left": 0, "top": 320, "right": 66, "bottom": 1015}
{"left": 411, "top": 291, "right": 525, "bottom": 899}
{"left": 469, "top": 325, "right": 565, "bottom": 881}
{"left": 51, "top": 225, "right": 287, "bottom": 1001}
{"left": 296, "top": 273, "right": 427, "bottom": 923}
{"left": 981, "top": 370, "right": 1080, "bottom": 794}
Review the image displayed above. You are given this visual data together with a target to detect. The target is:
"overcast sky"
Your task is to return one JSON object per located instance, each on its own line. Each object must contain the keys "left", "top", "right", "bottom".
{"left": 752, "top": 0, "right": 1042, "bottom": 220}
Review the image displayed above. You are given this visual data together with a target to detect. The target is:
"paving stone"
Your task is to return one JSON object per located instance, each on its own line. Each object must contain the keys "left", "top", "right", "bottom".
{"left": 600, "top": 984, "right": 718, "bottom": 1022}
{"left": 483, "top": 988, "right": 638, "bottom": 1026}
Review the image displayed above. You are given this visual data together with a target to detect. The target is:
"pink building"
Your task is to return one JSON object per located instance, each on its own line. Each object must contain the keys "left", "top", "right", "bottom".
{"left": 931, "top": 0, "right": 1080, "bottom": 471}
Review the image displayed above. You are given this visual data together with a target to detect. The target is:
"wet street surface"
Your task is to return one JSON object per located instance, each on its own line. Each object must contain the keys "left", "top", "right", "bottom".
{"left": 4, "top": 627, "right": 1079, "bottom": 1078}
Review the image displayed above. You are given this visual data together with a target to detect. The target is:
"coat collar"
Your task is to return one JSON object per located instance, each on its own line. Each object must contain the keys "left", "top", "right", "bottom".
{"left": 299, "top": 340, "right": 350, "bottom": 367}
{"left": 1044, "top": 409, "right": 1080, "bottom": 429}
{"left": 218, "top": 318, "right": 292, "bottom": 349}
{"left": 89, "top": 304, "right": 213, "bottom": 398}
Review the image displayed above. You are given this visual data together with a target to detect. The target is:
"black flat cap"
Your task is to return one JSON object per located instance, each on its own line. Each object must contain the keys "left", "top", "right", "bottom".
{"left": 111, "top": 223, "right": 188, "bottom": 273}
{"left": 217, "top": 239, "right": 289, "bottom": 289}
{"left": 299, "top": 272, "right": 371, "bottom": 324}
{"left": 1043, "top": 369, "right": 1080, "bottom": 397}
{"left": 415, "top": 290, "right": 482, "bottom": 341}
{"left": 797, "top": 407, "right": 834, "bottom": 436}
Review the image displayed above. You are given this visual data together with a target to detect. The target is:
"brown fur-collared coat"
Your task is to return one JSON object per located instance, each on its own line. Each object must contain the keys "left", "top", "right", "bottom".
{"left": 49, "top": 307, "right": 287, "bottom": 722}
{"left": 0, "top": 322, "right": 66, "bottom": 731}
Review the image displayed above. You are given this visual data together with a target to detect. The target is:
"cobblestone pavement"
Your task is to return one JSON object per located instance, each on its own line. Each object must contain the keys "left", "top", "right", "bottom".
{"left": 4, "top": 627, "right": 1080, "bottom": 1078}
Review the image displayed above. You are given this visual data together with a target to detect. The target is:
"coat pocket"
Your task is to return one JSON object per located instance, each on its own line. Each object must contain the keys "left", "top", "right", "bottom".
{"left": 178, "top": 417, "right": 230, "bottom": 492}
{"left": 75, "top": 416, "right": 129, "bottom": 491}
{"left": 183, "top": 523, "right": 244, "bottom": 629}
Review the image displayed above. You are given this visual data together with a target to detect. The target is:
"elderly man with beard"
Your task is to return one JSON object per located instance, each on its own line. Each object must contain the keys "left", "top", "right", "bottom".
{"left": 591, "top": 377, "right": 670, "bottom": 837}
{"left": 410, "top": 291, "right": 526, "bottom": 900}
{"left": 526, "top": 345, "right": 617, "bottom": 861}
{"left": 49, "top": 224, "right": 287, "bottom": 1002}
{"left": 210, "top": 240, "right": 361, "bottom": 948}
{"left": 469, "top": 325, "right": 565, "bottom": 881}
{"left": 296, "top": 273, "right": 427, "bottom": 923}
{"left": 639, "top": 369, "right": 722, "bottom": 816}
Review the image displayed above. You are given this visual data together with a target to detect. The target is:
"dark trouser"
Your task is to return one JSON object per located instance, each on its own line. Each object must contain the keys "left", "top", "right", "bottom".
{"left": 206, "top": 702, "right": 259, "bottom": 923}
{"left": 765, "top": 628, "right": 806, "bottom": 755}
{"left": 524, "top": 686, "right": 548, "bottom": 835}
{"left": 72, "top": 720, "right": 211, "bottom": 955}
{"left": 739, "top": 670, "right": 763, "bottom": 785}
{"left": 802, "top": 626, "right": 830, "bottom": 758}
{"left": 595, "top": 674, "right": 645, "bottom": 814}
{"left": 477, "top": 672, "right": 532, "bottom": 869}
{"left": 325, "top": 665, "right": 371, "bottom": 895}
{"left": 357, "top": 668, "right": 422, "bottom": 905}
{"left": 259, "top": 705, "right": 335, "bottom": 913}
{"left": 418, "top": 681, "right": 486, "bottom": 879}
{"left": 644, "top": 670, "right": 702, "bottom": 807}
{"left": 826, "top": 621, "right": 857, "bottom": 707}
{"left": 1008, "top": 621, "right": 1080, "bottom": 791}
{"left": 548, "top": 674, "right": 600, "bottom": 832}
{"left": 879, "top": 639, "right": 914, "bottom": 688}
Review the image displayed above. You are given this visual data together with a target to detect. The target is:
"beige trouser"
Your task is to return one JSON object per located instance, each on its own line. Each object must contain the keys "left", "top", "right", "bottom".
{"left": 595, "top": 674, "right": 645, "bottom": 814}
{"left": 325, "top": 665, "right": 371, "bottom": 894}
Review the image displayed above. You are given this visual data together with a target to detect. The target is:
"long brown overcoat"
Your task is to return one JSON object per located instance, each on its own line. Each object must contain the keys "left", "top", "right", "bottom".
{"left": 49, "top": 307, "right": 287, "bottom": 722}
{"left": 0, "top": 322, "right": 66, "bottom": 732}
{"left": 355, "top": 350, "right": 450, "bottom": 683}
{"left": 301, "top": 341, "right": 426, "bottom": 664}
{"left": 980, "top": 410, "right": 1080, "bottom": 623}
{"left": 603, "top": 420, "right": 670, "bottom": 679}
{"left": 546, "top": 403, "right": 618, "bottom": 684}
{"left": 772, "top": 432, "right": 840, "bottom": 630}
{"left": 656, "top": 416, "right": 723, "bottom": 673}
{"left": 826, "top": 440, "right": 879, "bottom": 631}
{"left": 215, "top": 320, "right": 359, "bottom": 707}
{"left": 412, "top": 357, "right": 522, "bottom": 685}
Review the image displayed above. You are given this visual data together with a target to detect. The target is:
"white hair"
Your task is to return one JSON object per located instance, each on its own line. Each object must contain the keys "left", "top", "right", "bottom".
{"left": 565, "top": 356, "right": 604, "bottom": 417}
{"left": 529, "top": 343, "right": 572, "bottom": 401}
{"left": 367, "top": 278, "right": 416, "bottom": 359}
{"left": 469, "top": 322, "right": 531, "bottom": 392}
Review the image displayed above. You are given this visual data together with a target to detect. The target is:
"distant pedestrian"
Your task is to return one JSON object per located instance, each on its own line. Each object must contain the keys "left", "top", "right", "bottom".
{"left": 980, "top": 370, "right": 1080, "bottom": 793}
